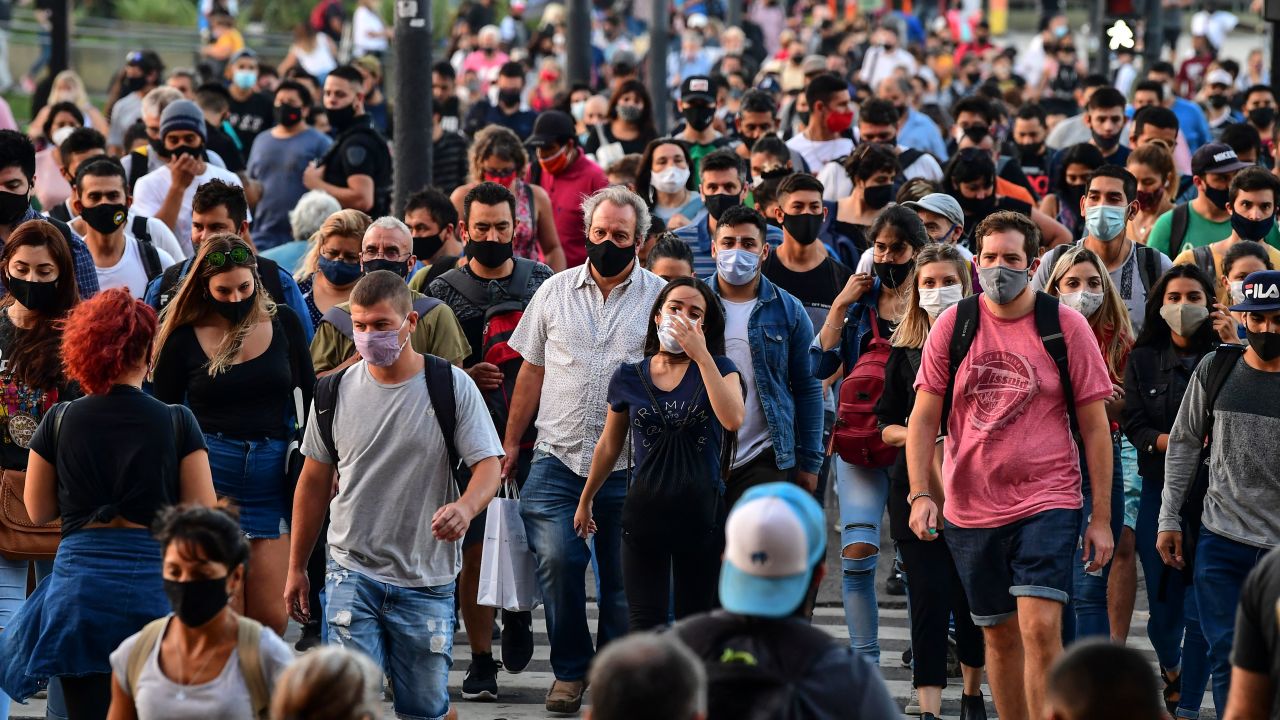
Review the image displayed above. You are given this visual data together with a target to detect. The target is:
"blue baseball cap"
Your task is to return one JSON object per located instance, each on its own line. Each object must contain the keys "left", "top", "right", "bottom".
{"left": 1230, "top": 270, "right": 1280, "bottom": 313}
{"left": 719, "top": 482, "right": 826, "bottom": 618}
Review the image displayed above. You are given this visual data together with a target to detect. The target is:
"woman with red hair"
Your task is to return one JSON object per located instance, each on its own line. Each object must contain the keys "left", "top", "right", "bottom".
{"left": 0, "top": 287, "right": 215, "bottom": 719}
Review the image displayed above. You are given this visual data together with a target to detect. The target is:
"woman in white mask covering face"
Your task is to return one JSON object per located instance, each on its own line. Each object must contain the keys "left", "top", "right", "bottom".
{"left": 637, "top": 139, "right": 704, "bottom": 231}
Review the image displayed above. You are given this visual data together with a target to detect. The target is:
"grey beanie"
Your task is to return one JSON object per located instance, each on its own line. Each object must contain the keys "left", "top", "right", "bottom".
{"left": 160, "top": 99, "right": 207, "bottom": 141}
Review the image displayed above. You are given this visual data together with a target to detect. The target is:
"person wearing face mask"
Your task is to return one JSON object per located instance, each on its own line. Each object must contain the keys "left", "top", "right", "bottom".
{"left": 222, "top": 50, "right": 275, "bottom": 154}
{"left": 673, "top": 149, "right": 785, "bottom": 276}
{"left": 287, "top": 270, "right": 503, "bottom": 720}
{"left": 1158, "top": 269, "right": 1280, "bottom": 717}
{"left": 462, "top": 62, "right": 538, "bottom": 142}
{"left": 1032, "top": 167, "right": 1172, "bottom": 334}
{"left": 574, "top": 276, "right": 744, "bottom": 632}
{"left": 70, "top": 158, "right": 177, "bottom": 297}
{"left": 583, "top": 80, "right": 658, "bottom": 160}
{"left": 47, "top": 126, "right": 109, "bottom": 225}
{"left": 763, "top": 173, "right": 851, "bottom": 337}
{"left": 528, "top": 111, "right": 609, "bottom": 269}
{"left": 812, "top": 206, "right": 925, "bottom": 663}
{"left": 293, "top": 208, "right": 370, "bottom": 328}
{"left": 1243, "top": 85, "right": 1278, "bottom": 150}
{"left": 902, "top": 193, "right": 976, "bottom": 265}
{"left": 0, "top": 287, "right": 216, "bottom": 717}
{"left": 1147, "top": 143, "right": 1273, "bottom": 258}
{"left": 32, "top": 101, "right": 83, "bottom": 214}
{"left": 786, "top": 74, "right": 854, "bottom": 175}
{"left": 636, "top": 139, "right": 703, "bottom": 230}
{"left": 1126, "top": 143, "right": 1178, "bottom": 246}
{"left": 1038, "top": 143, "right": 1104, "bottom": 242}
{"left": 107, "top": 50, "right": 164, "bottom": 156}
{"left": 1014, "top": 104, "right": 1054, "bottom": 194}
{"left": 1202, "top": 70, "right": 1242, "bottom": 142}
{"left": 1221, "top": 241, "right": 1272, "bottom": 336}
{"left": 1173, "top": 168, "right": 1280, "bottom": 306}
{"left": 825, "top": 143, "right": 898, "bottom": 268}
{"left": 502, "top": 187, "right": 667, "bottom": 713}
{"left": 107, "top": 506, "right": 295, "bottom": 720}
{"left": 875, "top": 76, "right": 948, "bottom": 164}
{"left": 404, "top": 187, "right": 465, "bottom": 290}
{"left": 1123, "top": 264, "right": 1225, "bottom": 717}
{"left": 944, "top": 148, "right": 1069, "bottom": 251}
{"left": 301, "top": 65, "right": 392, "bottom": 217}
{"left": 816, "top": 99, "right": 944, "bottom": 203}
{"left": 310, "top": 217, "right": 468, "bottom": 375}
{"left": 905, "top": 211, "right": 1117, "bottom": 720}
{"left": 674, "top": 76, "right": 732, "bottom": 187}
{"left": 245, "top": 81, "right": 332, "bottom": 251}
{"left": 857, "top": 25, "right": 918, "bottom": 91}
{"left": 875, "top": 242, "right": 987, "bottom": 720}
{"left": 423, "top": 183, "right": 553, "bottom": 701}
{"left": 151, "top": 234, "right": 315, "bottom": 636}
{"left": 732, "top": 90, "right": 809, "bottom": 171}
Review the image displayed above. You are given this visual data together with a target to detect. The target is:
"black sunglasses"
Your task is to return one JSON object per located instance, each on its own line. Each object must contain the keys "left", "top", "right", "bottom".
{"left": 205, "top": 246, "right": 252, "bottom": 268}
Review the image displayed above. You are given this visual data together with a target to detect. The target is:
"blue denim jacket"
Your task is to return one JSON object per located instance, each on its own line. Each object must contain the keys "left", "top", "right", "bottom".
{"left": 810, "top": 277, "right": 883, "bottom": 381}
{"left": 706, "top": 272, "right": 825, "bottom": 475}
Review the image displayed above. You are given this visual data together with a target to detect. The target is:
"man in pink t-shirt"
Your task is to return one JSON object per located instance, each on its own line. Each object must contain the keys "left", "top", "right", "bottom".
{"left": 905, "top": 211, "right": 1116, "bottom": 720}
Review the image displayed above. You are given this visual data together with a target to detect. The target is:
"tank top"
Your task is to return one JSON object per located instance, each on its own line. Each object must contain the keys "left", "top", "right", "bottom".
{"left": 510, "top": 179, "right": 537, "bottom": 261}
{"left": 294, "top": 39, "right": 337, "bottom": 79}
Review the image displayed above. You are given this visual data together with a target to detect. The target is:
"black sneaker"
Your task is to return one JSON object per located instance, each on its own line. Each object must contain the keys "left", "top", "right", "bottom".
{"left": 501, "top": 609, "right": 534, "bottom": 673}
{"left": 462, "top": 652, "right": 501, "bottom": 701}
{"left": 901, "top": 646, "right": 913, "bottom": 668}
{"left": 885, "top": 570, "right": 908, "bottom": 596}
{"left": 294, "top": 622, "right": 322, "bottom": 652}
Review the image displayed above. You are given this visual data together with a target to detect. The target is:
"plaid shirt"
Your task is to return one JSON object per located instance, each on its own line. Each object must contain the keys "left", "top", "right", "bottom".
{"left": 0, "top": 207, "right": 99, "bottom": 300}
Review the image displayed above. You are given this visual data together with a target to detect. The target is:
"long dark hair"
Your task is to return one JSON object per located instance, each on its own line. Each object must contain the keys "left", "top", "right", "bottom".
{"left": 634, "top": 137, "right": 695, "bottom": 207}
{"left": 1135, "top": 264, "right": 1219, "bottom": 351}
{"left": 642, "top": 277, "right": 726, "bottom": 357}
{"left": 0, "top": 220, "right": 79, "bottom": 391}
{"left": 608, "top": 79, "right": 658, "bottom": 140}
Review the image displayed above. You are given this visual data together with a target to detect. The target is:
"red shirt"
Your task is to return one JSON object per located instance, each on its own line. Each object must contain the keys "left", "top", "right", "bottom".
{"left": 536, "top": 151, "right": 608, "bottom": 268}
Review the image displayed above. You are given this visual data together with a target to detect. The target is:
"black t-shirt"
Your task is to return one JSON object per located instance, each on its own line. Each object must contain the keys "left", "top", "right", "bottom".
{"left": 205, "top": 121, "right": 245, "bottom": 174}
{"left": 1231, "top": 546, "right": 1280, "bottom": 719}
{"left": 227, "top": 92, "right": 275, "bottom": 153}
{"left": 151, "top": 307, "right": 314, "bottom": 440}
{"left": 584, "top": 123, "right": 657, "bottom": 157}
{"left": 322, "top": 117, "right": 392, "bottom": 216}
{"left": 875, "top": 345, "right": 920, "bottom": 543}
{"left": 0, "top": 311, "right": 79, "bottom": 471}
{"left": 29, "top": 386, "right": 205, "bottom": 536}
{"left": 761, "top": 253, "right": 852, "bottom": 334}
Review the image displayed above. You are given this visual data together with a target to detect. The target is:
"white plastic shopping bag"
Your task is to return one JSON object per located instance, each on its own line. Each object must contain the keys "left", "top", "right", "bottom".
{"left": 476, "top": 481, "right": 543, "bottom": 612}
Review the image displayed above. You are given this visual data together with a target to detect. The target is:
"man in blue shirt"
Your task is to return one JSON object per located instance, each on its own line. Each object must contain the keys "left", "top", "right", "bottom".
{"left": 876, "top": 76, "right": 947, "bottom": 162}
{"left": 462, "top": 62, "right": 537, "bottom": 141}
{"left": 674, "top": 149, "right": 783, "bottom": 277}
{"left": 1149, "top": 61, "right": 1213, "bottom": 152}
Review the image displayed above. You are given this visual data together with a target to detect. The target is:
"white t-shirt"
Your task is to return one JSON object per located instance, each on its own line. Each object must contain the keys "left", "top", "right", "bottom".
{"left": 131, "top": 164, "right": 249, "bottom": 258}
{"left": 817, "top": 146, "right": 943, "bottom": 202}
{"left": 352, "top": 5, "right": 388, "bottom": 54}
{"left": 722, "top": 297, "right": 771, "bottom": 468}
{"left": 786, "top": 134, "right": 854, "bottom": 177}
{"left": 94, "top": 236, "right": 177, "bottom": 298}
{"left": 78, "top": 215, "right": 187, "bottom": 264}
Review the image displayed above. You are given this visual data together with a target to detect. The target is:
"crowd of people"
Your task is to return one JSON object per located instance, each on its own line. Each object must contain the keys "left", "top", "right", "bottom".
{"left": 0, "top": 0, "right": 1276, "bottom": 718}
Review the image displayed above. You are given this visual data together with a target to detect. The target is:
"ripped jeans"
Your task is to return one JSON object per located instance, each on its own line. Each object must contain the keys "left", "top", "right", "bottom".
{"left": 323, "top": 559, "right": 455, "bottom": 720}
{"left": 835, "top": 459, "right": 892, "bottom": 664}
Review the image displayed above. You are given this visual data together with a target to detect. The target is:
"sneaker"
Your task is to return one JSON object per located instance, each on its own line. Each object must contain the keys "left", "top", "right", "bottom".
{"left": 885, "top": 571, "right": 907, "bottom": 596}
{"left": 904, "top": 687, "right": 921, "bottom": 715}
{"left": 501, "top": 609, "right": 535, "bottom": 673}
{"left": 921, "top": 714, "right": 938, "bottom": 720}
{"left": 462, "top": 652, "right": 501, "bottom": 701}
{"left": 901, "top": 646, "right": 913, "bottom": 668}
{"left": 1161, "top": 668, "right": 1182, "bottom": 715}
{"left": 294, "top": 622, "right": 322, "bottom": 652}
{"left": 959, "top": 691, "right": 987, "bottom": 720}
{"left": 545, "top": 679, "right": 585, "bottom": 713}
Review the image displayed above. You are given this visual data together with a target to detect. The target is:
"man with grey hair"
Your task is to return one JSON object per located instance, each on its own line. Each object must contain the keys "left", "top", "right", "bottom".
{"left": 309, "top": 215, "right": 470, "bottom": 374}
{"left": 585, "top": 633, "right": 707, "bottom": 720}
{"left": 506, "top": 185, "right": 667, "bottom": 713}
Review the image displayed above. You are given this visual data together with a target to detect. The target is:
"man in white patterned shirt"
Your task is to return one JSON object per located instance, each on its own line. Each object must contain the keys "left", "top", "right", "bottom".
{"left": 505, "top": 186, "right": 667, "bottom": 714}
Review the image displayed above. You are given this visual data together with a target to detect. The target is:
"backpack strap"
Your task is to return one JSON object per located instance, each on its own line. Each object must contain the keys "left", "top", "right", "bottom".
{"left": 507, "top": 257, "right": 537, "bottom": 302}
{"left": 1136, "top": 245, "right": 1161, "bottom": 295}
{"left": 1192, "top": 244, "right": 1217, "bottom": 285}
{"left": 235, "top": 616, "right": 270, "bottom": 720}
{"left": 438, "top": 268, "right": 490, "bottom": 307}
{"left": 256, "top": 257, "right": 287, "bottom": 306}
{"left": 898, "top": 147, "right": 923, "bottom": 171}
{"left": 128, "top": 151, "right": 148, "bottom": 195}
{"left": 523, "top": 183, "right": 536, "bottom": 226}
{"left": 320, "top": 305, "right": 355, "bottom": 340}
{"left": 125, "top": 617, "right": 170, "bottom": 700}
{"left": 313, "top": 368, "right": 349, "bottom": 465}
{"left": 131, "top": 215, "right": 152, "bottom": 244}
{"left": 1202, "top": 344, "right": 1245, "bottom": 443}
{"left": 423, "top": 354, "right": 461, "bottom": 474}
{"left": 133, "top": 217, "right": 163, "bottom": 281}
{"left": 1169, "top": 204, "right": 1191, "bottom": 256}
{"left": 1034, "top": 291, "right": 1078, "bottom": 435}
{"left": 906, "top": 346, "right": 922, "bottom": 379}
{"left": 940, "top": 294, "right": 981, "bottom": 436}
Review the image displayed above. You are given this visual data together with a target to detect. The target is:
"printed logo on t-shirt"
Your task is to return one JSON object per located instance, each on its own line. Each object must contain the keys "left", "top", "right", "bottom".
{"left": 963, "top": 350, "right": 1039, "bottom": 432}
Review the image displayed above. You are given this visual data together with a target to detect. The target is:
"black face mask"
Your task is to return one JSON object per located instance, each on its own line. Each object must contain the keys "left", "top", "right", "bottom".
{"left": 705, "top": 193, "right": 741, "bottom": 222}
{"left": 149, "top": 136, "right": 170, "bottom": 159}
{"left": 893, "top": 104, "right": 909, "bottom": 120}
{"left": 1091, "top": 130, "right": 1120, "bottom": 151}
{"left": 328, "top": 104, "right": 358, "bottom": 134}
{"left": 585, "top": 238, "right": 635, "bottom": 278}
{"left": 0, "top": 190, "right": 28, "bottom": 226}
{"left": 863, "top": 184, "right": 893, "bottom": 209}
{"left": 1249, "top": 106, "right": 1277, "bottom": 128}
{"left": 1204, "top": 184, "right": 1231, "bottom": 210}
{"left": 1230, "top": 212, "right": 1276, "bottom": 242}
{"left": 1247, "top": 329, "right": 1280, "bottom": 361}
{"left": 1208, "top": 94, "right": 1230, "bottom": 109}
{"left": 170, "top": 145, "right": 206, "bottom": 162}
{"left": 782, "top": 212, "right": 823, "bottom": 245}
{"left": 122, "top": 75, "right": 147, "bottom": 95}
{"left": 6, "top": 277, "right": 59, "bottom": 313}
{"left": 958, "top": 193, "right": 997, "bottom": 218}
{"left": 683, "top": 105, "right": 715, "bottom": 132}
{"left": 466, "top": 239, "right": 514, "bottom": 268}
{"left": 163, "top": 576, "right": 230, "bottom": 628}
{"left": 498, "top": 89, "right": 523, "bottom": 108}
{"left": 796, "top": 110, "right": 811, "bottom": 126}
{"left": 80, "top": 202, "right": 128, "bottom": 236}
{"left": 364, "top": 258, "right": 409, "bottom": 278}
{"left": 873, "top": 259, "right": 913, "bottom": 288}
{"left": 1062, "top": 183, "right": 1087, "bottom": 206}
{"left": 1016, "top": 142, "right": 1044, "bottom": 163}
{"left": 211, "top": 291, "right": 257, "bottom": 324}
{"left": 413, "top": 234, "right": 445, "bottom": 261}
{"left": 274, "top": 103, "right": 304, "bottom": 128}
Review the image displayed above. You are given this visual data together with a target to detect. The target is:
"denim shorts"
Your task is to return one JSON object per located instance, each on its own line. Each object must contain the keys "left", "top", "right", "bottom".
{"left": 206, "top": 434, "right": 290, "bottom": 539}
{"left": 324, "top": 559, "right": 455, "bottom": 720}
{"left": 944, "top": 508, "right": 1081, "bottom": 627}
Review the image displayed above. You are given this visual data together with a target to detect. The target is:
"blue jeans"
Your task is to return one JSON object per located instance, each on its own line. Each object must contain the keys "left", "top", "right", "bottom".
{"left": 519, "top": 451, "right": 628, "bottom": 681}
{"left": 323, "top": 560, "right": 455, "bottom": 720}
{"left": 1134, "top": 471, "right": 1197, "bottom": 672}
{"left": 1066, "top": 440, "right": 1124, "bottom": 641}
{"left": 0, "top": 556, "right": 23, "bottom": 720}
{"left": 206, "top": 434, "right": 290, "bottom": 539}
{"left": 1176, "top": 579, "right": 1212, "bottom": 718}
{"left": 834, "top": 459, "right": 890, "bottom": 663}
{"left": 1193, "top": 529, "right": 1267, "bottom": 716}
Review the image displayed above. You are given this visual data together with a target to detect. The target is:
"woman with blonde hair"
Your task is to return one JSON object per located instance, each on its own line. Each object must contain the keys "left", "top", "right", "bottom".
{"left": 151, "top": 235, "right": 315, "bottom": 637}
{"left": 294, "top": 209, "right": 372, "bottom": 328}
{"left": 876, "top": 243, "right": 988, "bottom": 720}
{"left": 270, "top": 646, "right": 382, "bottom": 720}
{"left": 29, "top": 71, "right": 109, "bottom": 142}
{"left": 449, "top": 126, "right": 564, "bottom": 270}
{"left": 1044, "top": 245, "right": 1133, "bottom": 641}
{"left": 1126, "top": 142, "right": 1177, "bottom": 245}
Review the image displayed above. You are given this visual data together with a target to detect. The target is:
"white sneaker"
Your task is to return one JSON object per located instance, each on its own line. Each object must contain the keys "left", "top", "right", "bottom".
{"left": 905, "top": 687, "right": 921, "bottom": 715}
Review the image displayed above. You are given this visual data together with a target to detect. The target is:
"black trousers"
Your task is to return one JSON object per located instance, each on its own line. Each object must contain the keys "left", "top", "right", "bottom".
{"left": 621, "top": 531, "right": 722, "bottom": 632}
{"left": 900, "top": 537, "right": 986, "bottom": 688}
{"left": 60, "top": 672, "right": 112, "bottom": 720}
{"left": 724, "top": 447, "right": 791, "bottom": 512}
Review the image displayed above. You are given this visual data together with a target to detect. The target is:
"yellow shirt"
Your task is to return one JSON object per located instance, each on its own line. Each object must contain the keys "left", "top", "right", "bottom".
{"left": 1173, "top": 241, "right": 1280, "bottom": 306}
{"left": 309, "top": 290, "right": 471, "bottom": 373}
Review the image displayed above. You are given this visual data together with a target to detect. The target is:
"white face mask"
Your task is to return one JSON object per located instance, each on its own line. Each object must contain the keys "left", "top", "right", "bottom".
{"left": 1060, "top": 290, "right": 1105, "bottom": 317}
{"left": 1230, "top": 280, "right": 1246, "bottom": 305}
{"left": 918, "top": 284, "right": 964, "bottom": 318}
{"left": 657, "top": 313, "right": 695, "bottom": 353}
{"left": 652, "top": 166, "right": 691, "bottom": 195}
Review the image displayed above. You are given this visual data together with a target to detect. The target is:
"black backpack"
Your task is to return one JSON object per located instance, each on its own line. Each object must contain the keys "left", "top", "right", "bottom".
{"left": 672, "top": 611, "right": 837, "bottom": 720}
{"left": 1167, "top": 204, "right": 1192, "bottom": 257}
{"left": 131, "top": 216, "right": 163, "bottom": 281}
{"left": 320, "top": 296, "right": 443, "bottom": 341}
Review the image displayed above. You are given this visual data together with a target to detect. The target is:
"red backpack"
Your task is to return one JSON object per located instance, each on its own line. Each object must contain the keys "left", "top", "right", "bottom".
{"left": 830, "top": 309, "right": 897, "bottom": 467}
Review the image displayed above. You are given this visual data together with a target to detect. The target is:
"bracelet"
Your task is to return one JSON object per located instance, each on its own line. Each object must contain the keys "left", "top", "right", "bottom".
{"left": 908, "top": 491, "right": 932, "bottom": 505}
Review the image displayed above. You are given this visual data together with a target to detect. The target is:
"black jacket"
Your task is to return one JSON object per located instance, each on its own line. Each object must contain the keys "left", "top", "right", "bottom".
{"left": 1122, "top": 341, "right": 1215, "bottom": 485}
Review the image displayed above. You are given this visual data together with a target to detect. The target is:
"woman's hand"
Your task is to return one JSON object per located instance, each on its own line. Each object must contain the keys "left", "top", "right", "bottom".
{"left": 671, "top": 315, "right": 710, "bottom": 363}
{"left": 573, "top": 502, "right": 596, "bottom": 539}
{"left": 834, "top": 272, "right": 874, "bottom": 310}
{"left": 1212, "top": 303, "right": 1240, "bottom": 344}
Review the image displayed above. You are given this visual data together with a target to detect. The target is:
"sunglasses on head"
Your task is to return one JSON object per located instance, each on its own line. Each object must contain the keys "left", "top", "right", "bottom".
{"left": 205, "top": 245, "right": 252, "bottom": 268}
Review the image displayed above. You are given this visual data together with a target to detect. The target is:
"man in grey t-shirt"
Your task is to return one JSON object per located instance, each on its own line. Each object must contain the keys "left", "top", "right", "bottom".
{"left": 286, "top": 271, "right": 503, "bottom": 720}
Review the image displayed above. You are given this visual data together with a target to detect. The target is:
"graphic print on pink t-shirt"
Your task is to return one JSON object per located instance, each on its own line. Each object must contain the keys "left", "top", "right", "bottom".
{"left": 965, "top": 350, "right": 1039, "bottom": 432}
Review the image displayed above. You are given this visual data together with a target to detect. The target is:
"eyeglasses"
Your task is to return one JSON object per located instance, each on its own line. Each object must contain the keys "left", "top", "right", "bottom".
{"left": 206, "top": 245, "right": 252, "bottom": 268}
{"left": 362, "top": 247, "right": 405, "bottom": 261}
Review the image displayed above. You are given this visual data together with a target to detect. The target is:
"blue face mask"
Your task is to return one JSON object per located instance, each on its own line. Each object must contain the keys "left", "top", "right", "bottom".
{"left": 318, "top": 256, "right": 364, "bottom": 286}
{"left": 232, "top": 70, "right": 258, "bottom": 90}
{"left": 1084, "top": 204, "right": 1128, "bottom": 242}
{"left": 716, "top": 248, "right": 762, "bottom": 286}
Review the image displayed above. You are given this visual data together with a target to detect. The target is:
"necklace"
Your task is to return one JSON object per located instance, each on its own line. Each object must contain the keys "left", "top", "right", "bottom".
{"left": 171, "top": 617, "right": 232, "bottom": 701}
